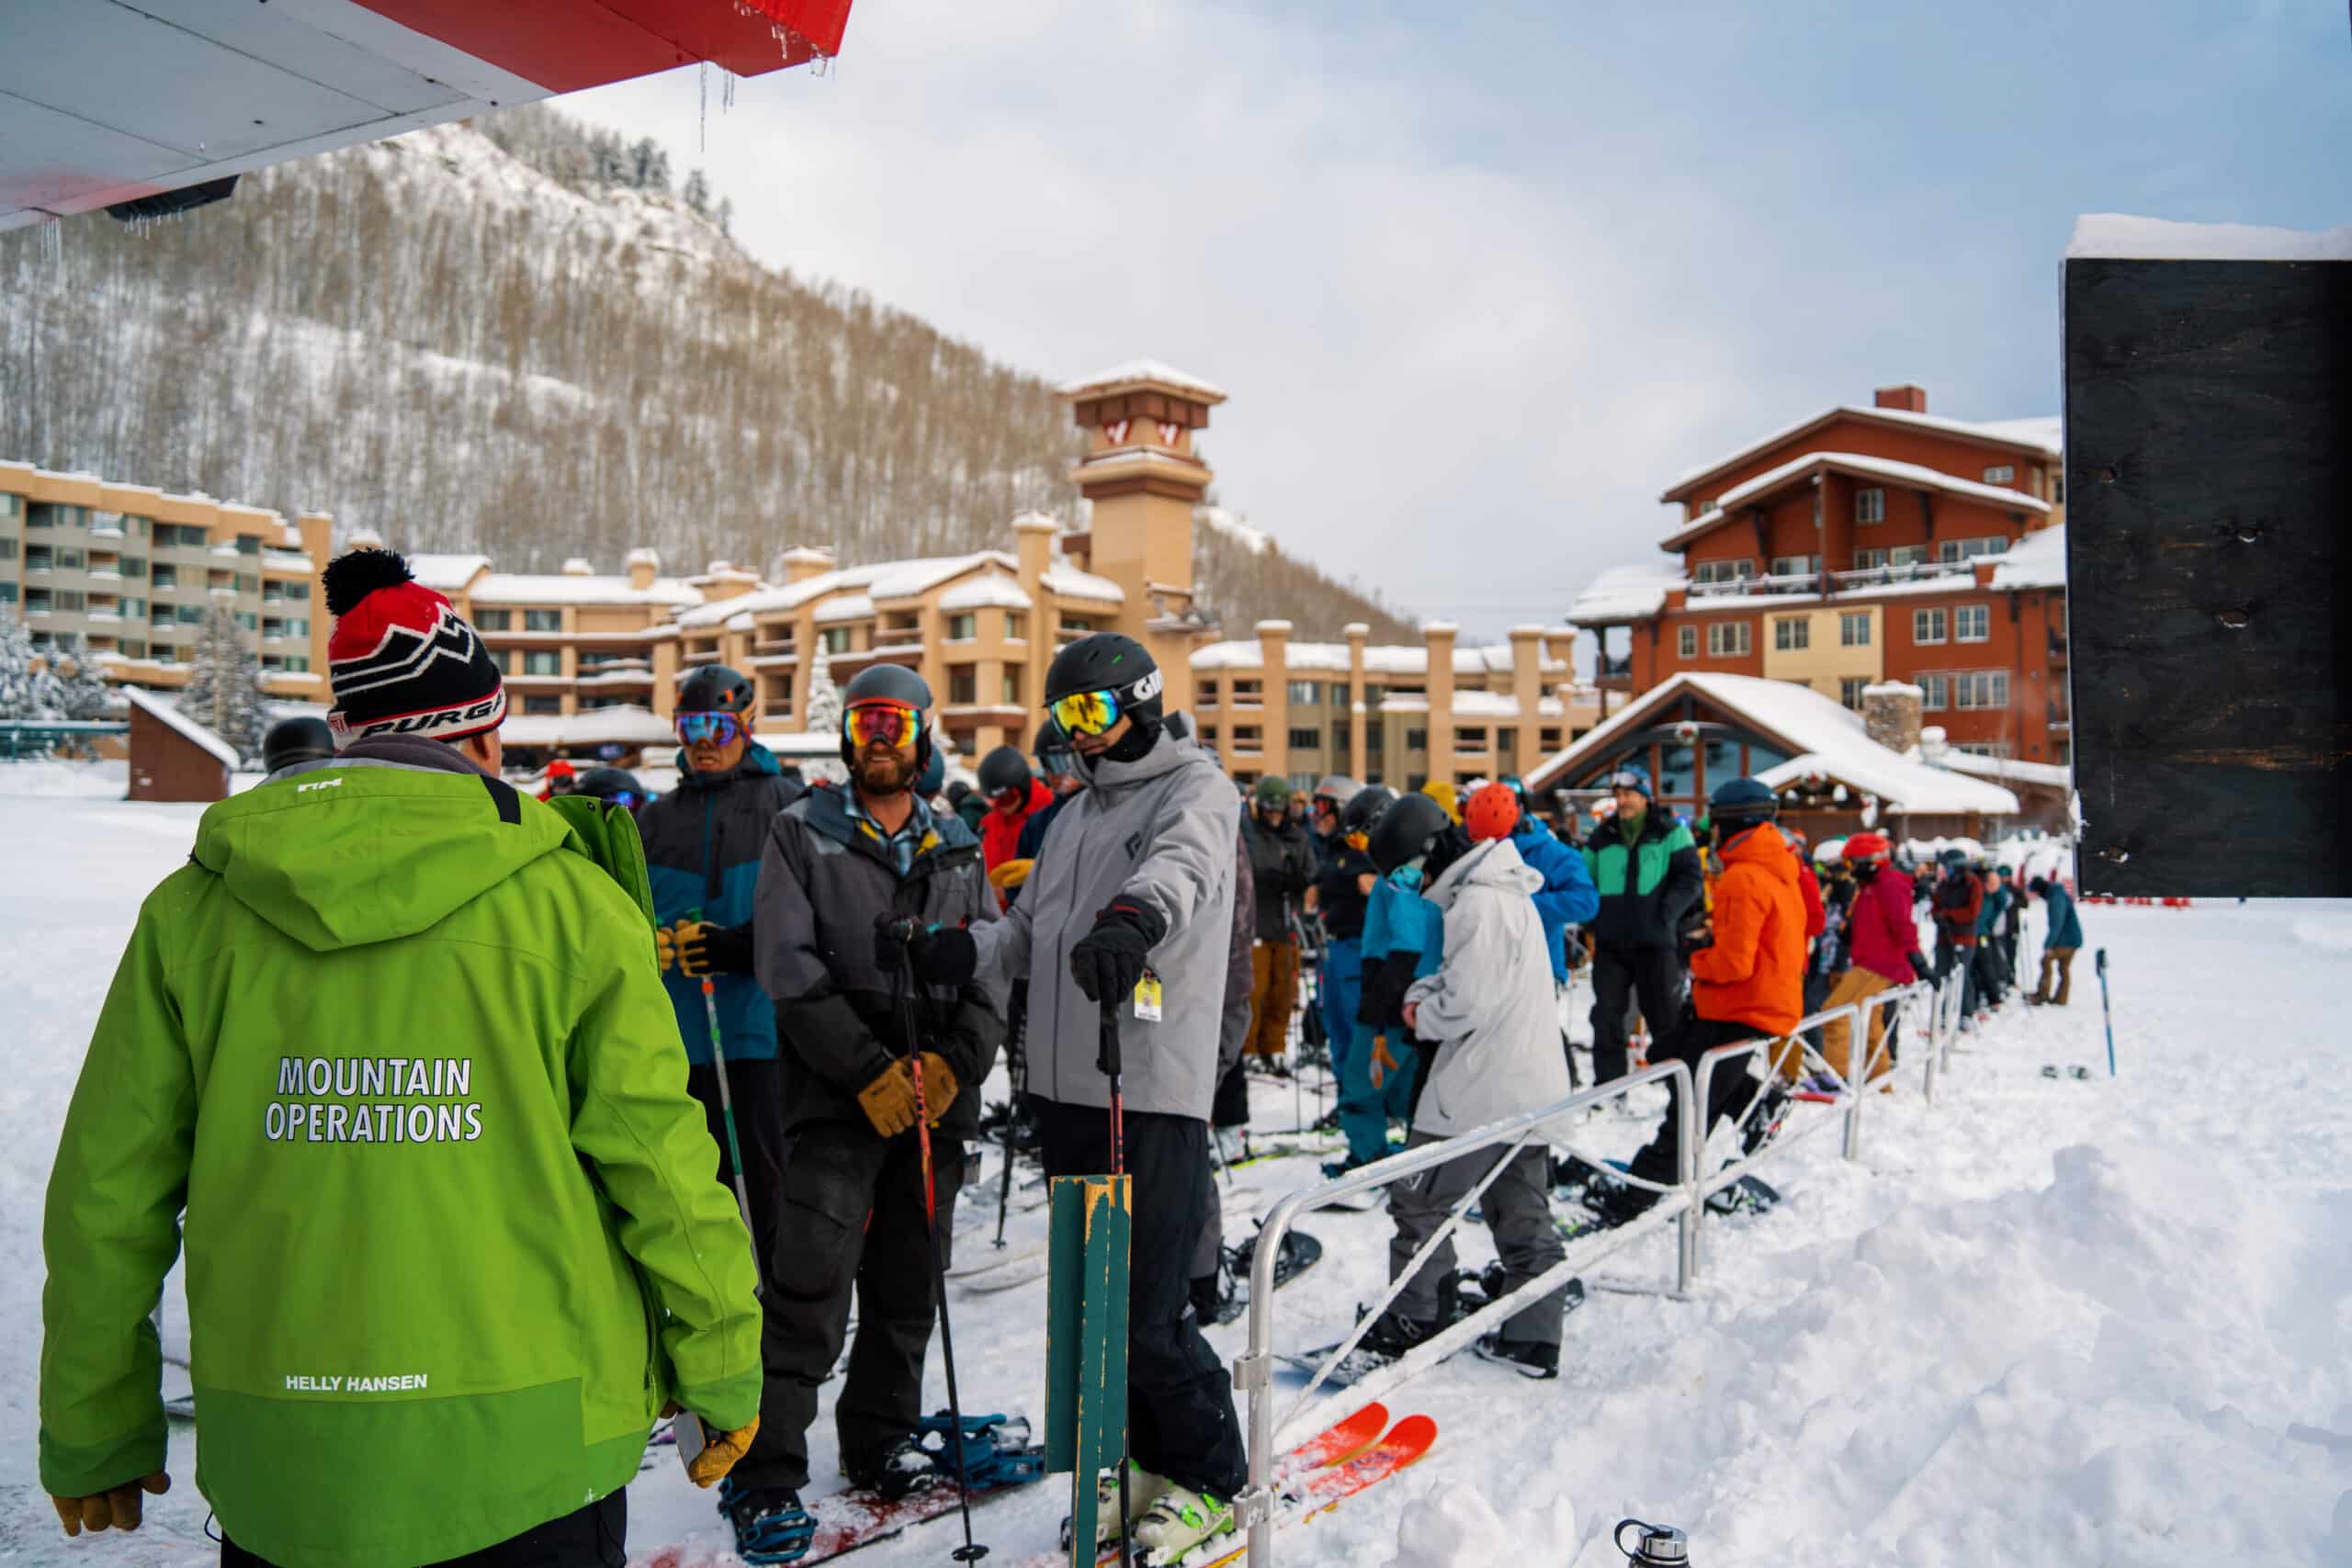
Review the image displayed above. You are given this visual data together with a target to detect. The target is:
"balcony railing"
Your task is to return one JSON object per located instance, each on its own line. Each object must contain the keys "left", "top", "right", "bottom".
{"left": 1827, "top": 558, "right": 1978, "bottom": 591}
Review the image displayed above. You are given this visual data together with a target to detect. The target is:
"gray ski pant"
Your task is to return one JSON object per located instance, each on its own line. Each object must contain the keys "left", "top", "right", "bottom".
{"left": 1385, "top": 1133, "right": 1568, "bottom": 1348}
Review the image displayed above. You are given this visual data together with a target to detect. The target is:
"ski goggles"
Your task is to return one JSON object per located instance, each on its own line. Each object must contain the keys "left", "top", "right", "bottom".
{"left": 843, "top": 701, "right": 920, "bottom": 750}
{"left": 594, "top": 788, "right": 644, "bottom": 809}
{"left": 1607, "top": 769, "right": 1652, "bottom": 794}
{"left": 1048, "top": 688, "right": 1121, "bottom": 738}
{"left": 674, "top": 712, "right": 747, "bottom": 747}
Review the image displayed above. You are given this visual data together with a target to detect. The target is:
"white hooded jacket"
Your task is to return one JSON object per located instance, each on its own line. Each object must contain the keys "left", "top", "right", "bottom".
{"left": 1404, "top": 837, "right": 1576, "bottom": 1139}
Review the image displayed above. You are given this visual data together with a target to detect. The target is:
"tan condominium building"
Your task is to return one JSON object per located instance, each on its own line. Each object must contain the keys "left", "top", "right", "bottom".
{"left": 1192, "top": 621, "right": 1603, "bottom": 794}
{"left": 1, "top": 460, "right": 333, "bottom": 701}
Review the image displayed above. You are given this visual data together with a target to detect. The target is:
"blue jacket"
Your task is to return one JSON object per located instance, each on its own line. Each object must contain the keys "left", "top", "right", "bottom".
{"left": 1975, "top": 883, "right": 2012, "bottom": 940}
{"left": 1359, "top": 872, "right": 1443, "bottom": 1030}
{"left": 2041, "top": 883, "right": 2084, "bottom": 949}
{"left": 634, "top": 744, "right": 803, "bottom": 1065}
{"left": 1511, "top": 815, "right": 1600, "bottom": 982}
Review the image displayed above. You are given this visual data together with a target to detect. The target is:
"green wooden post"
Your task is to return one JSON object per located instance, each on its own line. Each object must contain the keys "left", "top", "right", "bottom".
{"left": 1046, "top": 1173, "right": 1131, "bottom": 1567}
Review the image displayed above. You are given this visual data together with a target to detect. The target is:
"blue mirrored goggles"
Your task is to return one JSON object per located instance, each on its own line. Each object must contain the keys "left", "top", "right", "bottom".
{"left": 676, "top": 712, "right": 747, "bottom": 747}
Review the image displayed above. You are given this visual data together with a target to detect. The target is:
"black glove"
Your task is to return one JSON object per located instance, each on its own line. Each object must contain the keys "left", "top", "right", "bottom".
{"left": 873, "top": 913, "right": 980, "bottom": 987}
{"left": 1069, "top": 900, "right": 1167, "bottom": 1004}
{"left": 677, "top": 921, "right": 755, "bottom": 977}
{"left": 1906, "top": 950, "right": 1933, "bottom": 981}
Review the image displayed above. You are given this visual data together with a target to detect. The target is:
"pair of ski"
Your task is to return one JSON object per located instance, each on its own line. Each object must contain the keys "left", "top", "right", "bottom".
{"left": 1014, "top": 1402, "right": 1437, "bottom": 1568}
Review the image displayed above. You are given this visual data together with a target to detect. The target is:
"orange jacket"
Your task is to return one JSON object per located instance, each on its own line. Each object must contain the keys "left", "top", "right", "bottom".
{"left": 1690, "top": 821, "right": 1806, "bottom": 1035}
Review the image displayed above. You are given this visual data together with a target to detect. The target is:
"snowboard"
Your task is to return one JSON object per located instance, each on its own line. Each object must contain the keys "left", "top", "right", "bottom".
{"left": 1272, "top": 1261, "right": 1565, "bottom": 1388}
{"left": 1199, "top": 1228, "right": 1326, "bottom": 1326}
{"left": 789, "top": 1413, "right": 1047, "bottom": 1564}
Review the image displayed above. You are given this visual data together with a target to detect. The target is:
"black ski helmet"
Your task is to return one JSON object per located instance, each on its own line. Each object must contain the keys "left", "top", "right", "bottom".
{"left": 977, "top": 744, "right": 1031, "bottom": 798}
{"left": 1367, "top": 791, "right": 1450, "bottom": 874}
{"left": 1339, "top": 783, "right": 1396, "bottom": 837}
{"left": 838, "top": 662, "right": 934, "bottom": 769}
{"left": 677, "top": 664, "right": 754, "bottom": 715}
{"left": 575, "top": 766, "right": 647, "bottom": 807}
{"left": 261, "top": 716, "right": 334, "bottom": 774}
{"left": 1044, "top": 633, "right": 1164, "bottom": 731}
{"left": 1707, "top": 775, "right": 1779, "bottom": 841}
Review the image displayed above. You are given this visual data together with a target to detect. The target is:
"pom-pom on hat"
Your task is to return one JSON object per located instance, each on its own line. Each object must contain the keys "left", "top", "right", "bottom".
{"left": 321, "top": 547, "right": 506, "bottom": 748}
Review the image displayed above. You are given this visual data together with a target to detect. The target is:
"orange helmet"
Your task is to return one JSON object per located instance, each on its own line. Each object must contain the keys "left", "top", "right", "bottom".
{"left": 1464, "top": 781, "right": 1521, "bottom": 843}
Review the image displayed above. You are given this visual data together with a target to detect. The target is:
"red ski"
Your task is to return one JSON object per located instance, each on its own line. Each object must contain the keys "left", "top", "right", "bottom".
{"left": 1193, "top": 1414, "right": 1437, "bottom": 1568}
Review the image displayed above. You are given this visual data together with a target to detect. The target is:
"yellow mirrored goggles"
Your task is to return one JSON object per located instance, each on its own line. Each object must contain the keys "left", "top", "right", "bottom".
{"left": 1048, "top": 688, "right": 1121, "bottom": 738}
{"left": 843, "top": 701, "right": 920, "bottom": 750}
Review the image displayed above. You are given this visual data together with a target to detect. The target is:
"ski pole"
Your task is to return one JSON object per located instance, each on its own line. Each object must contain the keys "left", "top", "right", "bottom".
{"left": 993, "top": 985, "right": 1026, "bottom": 1251}
{"left": 683, "top": 910, "right": 758, "bottom": 1247}
{"left": 1097, "top": 999, "right": 1131, "bottom": 1561}
{"left": 2096, "top": 947, "right": 2116, "bottom": 1077}
{"left": 890, "top": 942, "right": 988, "bottom": 1564}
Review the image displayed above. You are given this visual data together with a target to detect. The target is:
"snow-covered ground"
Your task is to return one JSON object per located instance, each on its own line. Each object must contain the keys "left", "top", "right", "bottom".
{"left": 3, "top": 767, "right": 2349, "bottom": 1565}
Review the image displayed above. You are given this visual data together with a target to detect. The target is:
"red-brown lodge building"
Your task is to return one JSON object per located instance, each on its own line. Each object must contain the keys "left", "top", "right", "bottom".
{"left": 1572, "top": 385, "right": 2071, "bottom": 767}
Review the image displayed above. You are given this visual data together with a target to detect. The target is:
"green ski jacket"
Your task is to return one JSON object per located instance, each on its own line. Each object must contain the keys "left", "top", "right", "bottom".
{"left": 40, "top": 765, "right": 761, "bottom": 1568}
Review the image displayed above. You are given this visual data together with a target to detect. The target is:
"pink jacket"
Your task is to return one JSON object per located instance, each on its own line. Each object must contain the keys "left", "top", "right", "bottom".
{"left": 1847, "top": 867, "right": 1924, "bottom": 986}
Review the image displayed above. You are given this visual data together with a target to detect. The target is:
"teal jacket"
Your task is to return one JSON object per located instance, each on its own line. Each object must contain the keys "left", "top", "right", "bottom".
{"left": 40, "top": 758, "right": 762, "bottom": 1568}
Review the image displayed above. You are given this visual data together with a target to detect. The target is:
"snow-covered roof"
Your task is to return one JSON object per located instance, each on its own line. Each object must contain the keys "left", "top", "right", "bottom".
{"left": 1057, "top": 360, "right": 1228, "bottom": 401}
{"left": 1929, "top": 750, "right": 2075, "bottom": 790}
{"left": 1041, "top": 565, "right": 1125, "bottom": 604}
{"left": 2066, "top": 213, "right": 2352, "bottom": 262}
{"left": 1525, "top": 671, "right": 2018, "bottom": 816}
{"left": 1187, "top": 639, "right": 1555, "bottom": 678}
{"left": 813, "top": 594, "right": 875, "bottom": 624}
{"left": 1448, "top": 690, "right": 1523, "bottom": 719}
{"left": 408, "top": 553, "right": 492, "bottom": 592}
{"left": 1664, "top": 452, "right": 2051, "bottom": 551}
{"left": 494, "top": 704, "right": 675, "bottom": 747}
{"left": 1569, "top": 564, "right": 1687, "bottom": 626}
{"left": 1990, "top": 524, "right": 2067, "bottom": 590}
{"left": 470, "top": 571, "right": 702, "bottom": 608}
{"left": 125, "top": 686, "right": 240, "bottom": 771}
{"left": 1668, "top": 405, "right": 2064, "bottom": 499}
{"left": 940, "top": 573, "right": 1035, "bottom": 613}
{"left": 673, "top": 552, "right": 1019, "bottom": 629}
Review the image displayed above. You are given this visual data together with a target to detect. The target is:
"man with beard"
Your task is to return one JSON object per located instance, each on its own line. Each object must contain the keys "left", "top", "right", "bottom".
{"left": 725, "top": 665, "right": 1002, "bottom": 1563}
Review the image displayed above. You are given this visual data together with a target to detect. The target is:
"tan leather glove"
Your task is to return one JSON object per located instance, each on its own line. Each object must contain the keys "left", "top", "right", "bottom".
{"left": 857, "top": 1065, "right": 921, "bottom": 1138}
{"left": 686, "top": 1416, "right": 760, "bottom": 1488}
{"left": 913, "top": 1051, "right": 961, "bottom": 1125}
{"left": 654, "top": 923, "right": 680, "bottom": 974}
{"left": 1370, "top": 1035, "right": 1399, "bottom": 1089}
{"left": 52, "top": 1472, "right": 170, "bottom": 1536}
{"left": 988, "top": 858, "right": 1035, "bottom": 891}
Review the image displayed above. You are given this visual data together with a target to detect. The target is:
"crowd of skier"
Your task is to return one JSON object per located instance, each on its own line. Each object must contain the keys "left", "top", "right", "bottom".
{"left": 35, "top": 546, "right": 2087, "bottom": 1568}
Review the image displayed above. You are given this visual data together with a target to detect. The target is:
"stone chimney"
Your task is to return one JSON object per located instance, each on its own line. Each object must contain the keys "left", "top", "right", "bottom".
{"left": 1873, "top": 384, "right": 1928, "bottom": 414}
{"left": 780, "top": 546, "right": 835, "bottom": 584}
{"left": 627, "top": 547, "right": 660, "bottom": 592}
{"left": 1862, "top": 680, "right": 1924, "bottom": 754}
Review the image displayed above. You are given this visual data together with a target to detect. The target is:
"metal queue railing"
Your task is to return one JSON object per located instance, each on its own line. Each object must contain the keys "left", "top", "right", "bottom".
{"left": 1228, "top": 968, "right": 1970, "bottom": 1566}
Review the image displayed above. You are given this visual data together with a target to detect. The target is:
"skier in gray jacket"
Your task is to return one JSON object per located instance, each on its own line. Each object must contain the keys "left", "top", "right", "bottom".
{"left": 908, "top": 632, "right": 1245, "bottom": 1564}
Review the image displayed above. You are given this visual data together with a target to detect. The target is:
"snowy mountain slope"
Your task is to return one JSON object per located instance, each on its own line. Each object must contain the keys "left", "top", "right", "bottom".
{"left": 6, "top": 775, "right": 2344, "bottom": 1565}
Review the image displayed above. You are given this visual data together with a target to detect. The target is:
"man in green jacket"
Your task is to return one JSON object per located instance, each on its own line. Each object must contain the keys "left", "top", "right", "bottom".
{"left": 40, "top": 549, "right": 763, "bottom": 1568}
{"left": 1580, "top": 767, "right": 1705, "bottom": 1083}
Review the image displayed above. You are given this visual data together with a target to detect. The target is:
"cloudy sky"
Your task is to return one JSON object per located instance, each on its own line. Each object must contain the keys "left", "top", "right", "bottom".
{"left": 568, "top": 1, "right": 2349, "bottom": 637}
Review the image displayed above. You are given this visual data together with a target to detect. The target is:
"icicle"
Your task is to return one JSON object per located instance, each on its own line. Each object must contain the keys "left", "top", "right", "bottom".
{"left": 41, "top": 218, "right": 61, "bottom": 283}
{"left": 699, "top": 61, "right": 707, "bottom": 152}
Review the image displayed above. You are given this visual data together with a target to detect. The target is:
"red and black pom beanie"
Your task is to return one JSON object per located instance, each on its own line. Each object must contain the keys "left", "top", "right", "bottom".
{"left": 321, "top": 547, "right": 506, "bottom": 748}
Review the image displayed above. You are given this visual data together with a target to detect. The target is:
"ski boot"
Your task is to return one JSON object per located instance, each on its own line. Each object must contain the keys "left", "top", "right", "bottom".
{"left": 1359, "top": 1306, "right": 1440, "bottom": 1359}
{"left": 726, "top": 1486, "right": 817, "bottom": 1565}
{"left": 1741, "top": 1083, "right": 1792, "bottom": 1157}
{"left": 847, "top": 1434, "right": 944, "bottom": 1501}
{"left": 1129, "top": 1483, "right": 1238, "bottom": 1565}
{"left": 1473, "top": 1332, "right": 1560, "bottom": 1380}
{"left": 1060, "top": 1461, "right": 1173, "bottom": 1551}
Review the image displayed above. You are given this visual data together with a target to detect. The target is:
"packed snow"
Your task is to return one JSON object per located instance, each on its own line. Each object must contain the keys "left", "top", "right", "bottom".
{"left": 2, "top": 765, "right": 2348, "bottom": 1565}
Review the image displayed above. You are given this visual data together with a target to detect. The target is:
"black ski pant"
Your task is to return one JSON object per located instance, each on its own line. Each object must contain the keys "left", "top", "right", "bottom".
{"left": 1589, "top": 942, "right": 1684, "bottom": 1084}
{"left": 736, "top": 1118, "right": 964, "bottom": 1491}
{"left": 1623, "top": 1015, "right": 1770, "bottom": 1192}
{"left": 1035, "top": 1099, "right": 1248, "bottom": 1499}
{"left": 1210, "top": 1053, "right": 1250, "bottom": 1130}
{"left": 1971, "top": 941, "right": 2008, "bottom": 1007}
{"left": 224, "top": 1492, "right": 624, "bottom": 1567}
{"left": 688, "top": 1058, "right": 785, "bottom": 1298}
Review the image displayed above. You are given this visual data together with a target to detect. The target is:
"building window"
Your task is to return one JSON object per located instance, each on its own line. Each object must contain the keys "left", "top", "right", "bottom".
{"left": 25, "top": 545, "right": 52, "bottom": 571}
{"left": 1002, "top": 671, "right": 1022, "bottom": 706}
{"left": 1952, "top": 671, "right": 2010, "bottom": 709}
{"left": 1003, "top": 612, "right": 1027, "bottom": 641}
{"left": 475, "top": 608, "right": 511, "bottom": 631}
{"left": 121, "top": 597, "right": 146, "bottom": 618}
{"left": 1197, "top": 679, "right": 1219, "bottom": 704}
{"left": 1288, "top": 727, "right": 1318, "bottom": 750}
{"left": 523, "top": 650, "right": 560, "bottom": 676}
{"left": 25, "top": 589, "right": 51, "bottom": 613}
{"left": 282, "top": 581, "right": 310, "bottom": 602}
{"left": 1937, "top": 536, "right": 2008, "bottom": 564}
{"left": 1955, "top": 604, "right": 1990, "bottom": 642}
{"left": 1918, "top": 673, "right": 1949, "bottom": 710}
{"left": 1405, "top": 728, "right": 1428, "bottom": 751}
{"left": 1982, "top": 464, "right": 2016, "bottom": 485}
{"left": 1773, "top": 616, "right": 1810, "bottom": 651}
{"left": 1891, "top": 544, "right": 1930, "bottom": 568}
{"left": 1199, "top": 726, "right": 1218, "bottom": 746}
{"left": 822, "top": 626, "right": 853, "bottom": 655}
{"left": 1957, "top": 742, "right": 2011, "bottom": 758}
{"left": 1840, "top": 676, "right": 1869, "bottom": 709}
{"left": 1061, "top": 615, "right": 1093, "bottom": 637}
{"left": 176, "top": 604, "right": 204, "bottom": 626}
{"left": 1768, "top": 555, "right": 1819, "bottom": 581}
{"left": 1852, "top": 547, "right": 1887, "bottom": 570}
{"left": 1287, "top": 680, "right": 1320, "bottom": 705}
{"left": 523, "top": 695, "right": 562, "bottom": 716}
{"left": 524, "top": 609, "right": 562, "bottom": 632}
{"left": 489, "top": 649, "right": 513, "bottom": 673}
{"left": 0, "top": 583, "right": 13, "bottom": 604}
{"left": 1678, "top": 625, "right": 1698, "bottom": 659}
{"left": 57, "top": 547, "right": 86, "bottom": 570}
{"left": 0, "top": 536, "right": 12, "bottom": 559}
{"left": 1690, "top": 558, "right": 1756, "bottom": 586}
{"left": 1914, "top": 608, "right": 1948, "bottom": 645}
{"left": 1232, "top": 726, "right": 1261, "bottom": 750}
{"left": 1856, "top": 487, "right": 1886, "bottom": 525}
{"left": 1840, "top": 611, "right": 1871, "bottom": 647}
{"left": 150, "top": 564, "right": 179, "bottom": 589}
{"left": 946, "top": 614, "right": 977, "bottom": 641}
{"left": 1366, "top": 724, "right": 1385, "bottom": 752}
{"left": 232, "top": 610, "right": 256, "bottom": 631}
{"left": 1454, "top": 728, "right": 1486, "bottom": 750}
{"left": 119, "top": 556, "right": 145, "bottom": 578}
{"left": 949, "top": 666, "right": 978, "bottom": 705}
{"left": 1706, "top": 621, "right": 1751, "bottom": 658}
{"left": 118, "top": 637, "right": 141, "bottom": 656}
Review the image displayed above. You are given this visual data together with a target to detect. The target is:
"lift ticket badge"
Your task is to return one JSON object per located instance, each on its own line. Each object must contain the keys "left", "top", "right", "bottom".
{"left": 1133, "top": 970, "right": 1163, "bottom": 1023}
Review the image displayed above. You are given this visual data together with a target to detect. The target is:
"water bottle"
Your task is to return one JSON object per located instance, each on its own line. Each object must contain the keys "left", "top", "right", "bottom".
{"left": 1614, "top": 1519, "right": 1689, "bottom": 1566}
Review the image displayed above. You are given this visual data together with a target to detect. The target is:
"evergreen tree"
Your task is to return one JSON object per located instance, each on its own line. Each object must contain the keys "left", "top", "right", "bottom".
{"left": 0, "top": 614, "right": 50, "bottom": 720}
{"left": 803, "top": 645, "right": 841, "bottom": 736}
{"left": 176, "top": 607, "right": 272, "bottom": 763}
{"left": 51, "top": 634, "right": 115, "bottom": 720}
{"left": 683, "top": 168, "right": 711, "bottom": 215}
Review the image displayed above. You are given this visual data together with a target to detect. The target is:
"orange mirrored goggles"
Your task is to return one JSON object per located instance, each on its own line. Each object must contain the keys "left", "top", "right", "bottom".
{"left": 843, "top": 701, "right": 920, "bottom": 750}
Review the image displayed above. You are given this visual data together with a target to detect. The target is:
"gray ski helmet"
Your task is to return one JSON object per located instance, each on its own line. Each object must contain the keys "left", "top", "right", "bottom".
{"left": 977, "top": 744, "right": 1032, "bottom": 798}
{"left": 262, "top": 716, "right": 334, "bottom": 773}
{"left": 1367, "top": 791, "right": 1450, "bottom": 874}
{"left": 1044, "top": 632, "right": 1164, "bottom": 730}
{"left": 1033, "top": 718, "right": 1080, "bottom": 778}
{"left": 838, "top": 661, "right": 934, "bottom": 769}
{"left": 1339, "top": 783, "right": 1396, "bottom": 836}
{"left": 1312, "top": 774, "right": 1363, "bottom": 808}
{"left": 676, "top": 664, "right": 754, "bottom": 715}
